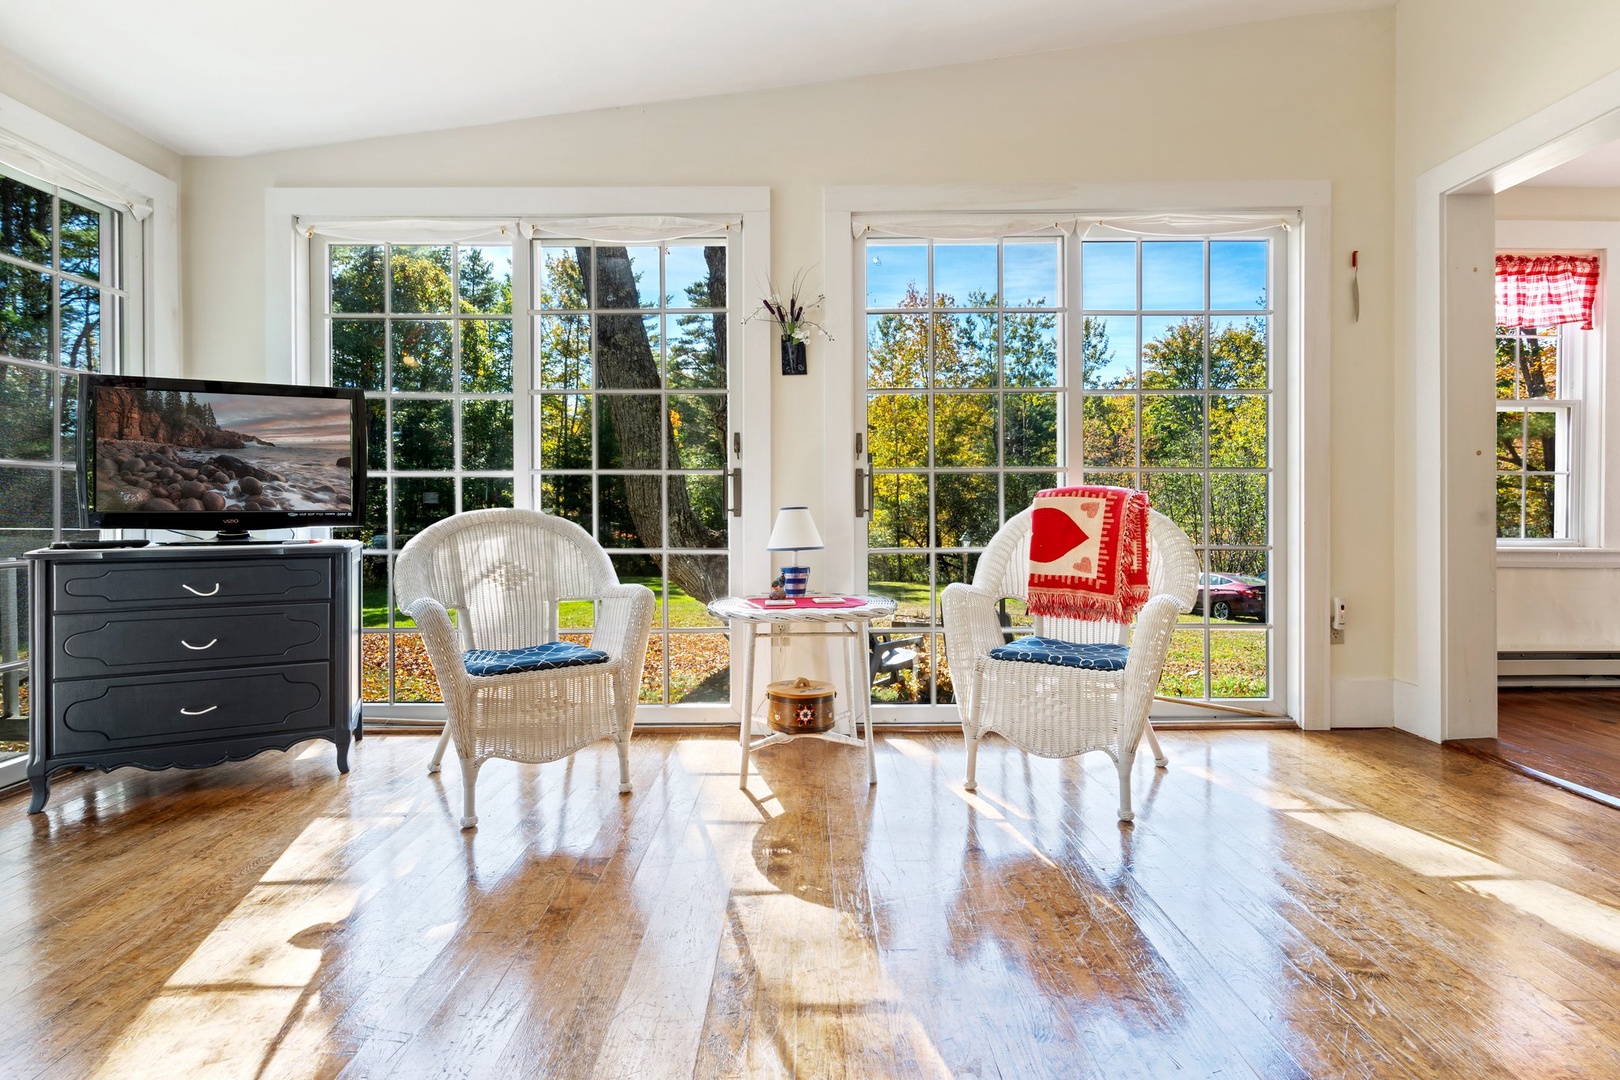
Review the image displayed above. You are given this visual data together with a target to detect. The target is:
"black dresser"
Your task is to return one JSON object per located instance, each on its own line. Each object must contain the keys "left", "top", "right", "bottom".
{"left": 23, "top": 541, "right": 363, "bottom": 813}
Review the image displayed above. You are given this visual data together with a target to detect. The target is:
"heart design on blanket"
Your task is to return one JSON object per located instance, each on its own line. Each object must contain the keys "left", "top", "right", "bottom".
{"left": 1026, "top": 485, "right": 1151, "bottom": 624}
{"left": 1030, "top": 506, "right": 1090, "bottom": 563}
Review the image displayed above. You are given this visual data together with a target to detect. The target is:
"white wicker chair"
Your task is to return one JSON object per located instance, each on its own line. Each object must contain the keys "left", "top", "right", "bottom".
{"left": 394, "top": 508, "right": 655, "bottom": 829}
{"left": 941, "top": 508, "right": 1199, "bottom": 822}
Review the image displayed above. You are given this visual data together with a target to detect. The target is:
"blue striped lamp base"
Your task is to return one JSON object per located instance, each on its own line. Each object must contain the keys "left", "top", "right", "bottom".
{"left": 779, "top": 566, "right": 810, "bottom": 597}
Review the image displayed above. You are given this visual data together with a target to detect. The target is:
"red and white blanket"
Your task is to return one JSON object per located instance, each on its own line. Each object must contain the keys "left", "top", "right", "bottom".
{"left": 1026, "top": 485, "right": 1150, "bottom": 622}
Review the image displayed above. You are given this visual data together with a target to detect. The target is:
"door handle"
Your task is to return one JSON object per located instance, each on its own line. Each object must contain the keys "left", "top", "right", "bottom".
{"left": 855, "top": 468, "right": 875, "bottom": 518}
{"left": 724, "top": 466, "right": 742, "bottom": 518}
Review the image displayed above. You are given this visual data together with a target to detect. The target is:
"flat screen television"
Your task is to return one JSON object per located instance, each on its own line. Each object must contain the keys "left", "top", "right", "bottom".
{"left": 80, "top": 374, "right": 367, "bottom": 542}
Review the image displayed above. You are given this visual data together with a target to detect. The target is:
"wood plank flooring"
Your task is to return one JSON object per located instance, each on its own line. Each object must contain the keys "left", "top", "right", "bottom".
{"left": 4, "top": 726, "right": 1620, "bottom": 1078}
{"left": 1453, "top": 689, "right": 1620, "bottom": 807}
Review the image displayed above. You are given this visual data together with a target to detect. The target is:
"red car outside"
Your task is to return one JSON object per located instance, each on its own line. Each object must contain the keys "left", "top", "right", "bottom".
{"left": 1192, "top": 573, "right": 1266, "bottom": 621}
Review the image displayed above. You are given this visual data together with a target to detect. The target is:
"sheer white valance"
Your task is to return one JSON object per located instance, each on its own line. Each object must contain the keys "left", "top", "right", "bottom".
{"left": 0, "top": 131, "right": 154, "bottom": 221}
{"left": 523, "top": 215, "right": 739, "bottom": 243}
{"left": 301, "top": 219, "right": 515, "bottom": 244}
{"left": 1081, "top": 213, "right": 1296, "bottom": 239}
{"left": 851, "top": 211, "right": 1296, "bottom": 242}
{"left": 854, "top": 215, "right": 1073, "bottom": 240}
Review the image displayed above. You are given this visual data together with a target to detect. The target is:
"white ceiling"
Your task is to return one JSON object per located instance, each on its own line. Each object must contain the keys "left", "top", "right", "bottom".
{"left": 1519, "top": 140, "right": 1620, "bottom": 187}
{"left": 0, "top": 0, "right": 1384, "bottom": 157}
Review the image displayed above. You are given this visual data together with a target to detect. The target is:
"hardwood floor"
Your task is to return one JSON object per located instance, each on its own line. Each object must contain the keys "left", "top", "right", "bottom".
{"left": 5, "top": 727, "right": 1620, "bottom": 1078}
{"left": 1453, "top": 689, "right": 1620, "bottom": 807}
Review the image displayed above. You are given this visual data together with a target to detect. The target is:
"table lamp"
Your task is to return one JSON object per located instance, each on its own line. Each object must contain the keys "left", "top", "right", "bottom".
{"left": 766, "top": 506, "right": 824, "bottom": 597}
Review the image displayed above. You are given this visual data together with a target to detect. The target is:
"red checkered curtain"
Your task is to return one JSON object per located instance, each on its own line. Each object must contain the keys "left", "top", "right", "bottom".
{"left": 1495, "top": 254, "right": 1601, "bottom": 330}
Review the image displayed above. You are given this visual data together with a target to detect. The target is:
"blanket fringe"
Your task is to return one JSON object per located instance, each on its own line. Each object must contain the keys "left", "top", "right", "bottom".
{"left": 1027, "top": 584, "right": 1149, "bottom": 624}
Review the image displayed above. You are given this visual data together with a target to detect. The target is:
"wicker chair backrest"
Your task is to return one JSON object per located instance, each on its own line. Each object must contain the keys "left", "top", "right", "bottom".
{"left": 971, "top": 507, "right": 1199, "bottom": 644}
{"left": 395, "top": 508, "right": 619, "bottom": 651}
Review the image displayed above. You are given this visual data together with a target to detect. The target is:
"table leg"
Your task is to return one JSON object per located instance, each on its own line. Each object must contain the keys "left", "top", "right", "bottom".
{"left": 857, "top": 620, "right": 876, "bottom": 784}
{"left": 848, "top": 625, "right": 861, "bottom": 744}
{"left": 739, "top": 620, "right": 757, "bottom": 788}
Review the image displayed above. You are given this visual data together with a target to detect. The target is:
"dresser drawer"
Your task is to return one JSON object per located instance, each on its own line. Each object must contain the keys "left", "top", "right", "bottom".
{"left": 53, "top": 558, "right": 330, "bottom": 612}
{"left": 51, "top": 664, "right": 331, "bottom": 755}
{"left": 53, "top": 603, "right": 330, "bottom": 679}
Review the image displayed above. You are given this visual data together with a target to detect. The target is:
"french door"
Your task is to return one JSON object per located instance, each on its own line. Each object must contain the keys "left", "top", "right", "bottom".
{"left": 310, "top": 222, "right": 761, "bottom": 724}
{"left": 530, "top": 237, "right": 738, "bottom": 713}
{"left": 853, "top": 227, "right": 1286, "bottom": 720}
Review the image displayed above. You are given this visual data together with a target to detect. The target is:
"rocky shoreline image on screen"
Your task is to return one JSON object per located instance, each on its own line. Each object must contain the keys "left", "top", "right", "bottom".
{"left": 92, "top": 386, "right": 355, "bottom": 515}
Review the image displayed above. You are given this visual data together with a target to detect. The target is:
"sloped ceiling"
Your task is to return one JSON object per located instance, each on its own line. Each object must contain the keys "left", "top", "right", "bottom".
{"left": 0, "top": 0, "right": 1386, "bottom": 157}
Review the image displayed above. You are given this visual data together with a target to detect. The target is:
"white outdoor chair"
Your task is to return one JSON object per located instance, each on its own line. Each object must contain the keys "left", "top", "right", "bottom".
{"left": 394, "top": 508, "right": 654, "bottom": 828}
{"left": 941, "top": 507, "right": 1199, "bottom": 822}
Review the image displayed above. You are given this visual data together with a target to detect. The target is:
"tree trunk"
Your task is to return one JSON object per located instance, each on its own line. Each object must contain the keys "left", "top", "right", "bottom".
{"left": 589, "top": 245, "right": 729, "bottom": 603}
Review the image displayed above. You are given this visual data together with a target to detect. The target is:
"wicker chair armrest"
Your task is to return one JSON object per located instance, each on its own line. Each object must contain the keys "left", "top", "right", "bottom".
{"left": 942, "top": 582, "right": 1009, "bottom": 724}
{"left": 402, "top": 596, "right": 470, "bottom": 701}
{"left": 941, "top": 583, "right": 1007, "bottom": 664}
{"left": 595, "top": 583, "right": 655, "bottom": 729}
{"left": 1118, "top": 594, "right": 1184, "bottom": 750}
{"left": 593, "top": 583, "right": 656, "bottom": 659}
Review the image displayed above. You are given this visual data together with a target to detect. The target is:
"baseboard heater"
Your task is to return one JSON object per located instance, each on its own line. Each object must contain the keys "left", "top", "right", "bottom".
{"left": 1498, "top": 651, "right": 1620, "bottom": 687}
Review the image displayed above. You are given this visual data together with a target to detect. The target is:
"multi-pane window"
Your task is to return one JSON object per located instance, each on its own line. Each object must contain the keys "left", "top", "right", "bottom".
{"left": 1495, "top": 324, "right": 1574, "bottom": 540}
{"left": 533, "top": 239, "right": 730, "bottom": 705}
{"left": 324, "top": 241, "right": 516, "bottom": 706}
{"left": 1079, "top": 238, "right": 1273, "bottom": 701}
{"left": 860, "top": 232, "right": 1278, "bottom": 709}
{"left": 864, "top": 238, "right": 1063, "bottom": 706}
{"left": 0, "top": 166, "right": 122, "bottom": 760}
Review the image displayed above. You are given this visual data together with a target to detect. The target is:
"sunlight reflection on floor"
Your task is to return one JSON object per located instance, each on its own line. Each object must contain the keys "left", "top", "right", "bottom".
{"left": 1459, "top": 877, "right": 1620, "bottom": 955}
{"left": 1187, "top": 761, "right": 1620, "bottom": 959}
{"left": 88, "top": 814, "right": 404, "bottom": 1079}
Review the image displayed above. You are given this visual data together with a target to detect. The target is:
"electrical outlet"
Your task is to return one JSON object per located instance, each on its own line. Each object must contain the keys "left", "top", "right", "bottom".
{"left": 1331, "top": 626, "right": 1345, "bottom": 645}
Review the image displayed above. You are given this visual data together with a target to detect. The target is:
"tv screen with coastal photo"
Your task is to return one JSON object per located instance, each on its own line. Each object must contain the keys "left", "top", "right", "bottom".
{"left": 84, "top": 375, "right": 366, "bottom": 532}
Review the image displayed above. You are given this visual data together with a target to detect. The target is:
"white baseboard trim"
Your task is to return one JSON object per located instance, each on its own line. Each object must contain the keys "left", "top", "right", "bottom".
{"left": 1330, "top": 678, "right": 1394, "bottom": 728}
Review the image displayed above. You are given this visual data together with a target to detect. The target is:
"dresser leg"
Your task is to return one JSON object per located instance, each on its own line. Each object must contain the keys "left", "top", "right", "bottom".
{"left": 335, "top": 732, "right": 351, "bottom": 774}
{"left": 27, "top": 775, "right": 48, "bottom": 814}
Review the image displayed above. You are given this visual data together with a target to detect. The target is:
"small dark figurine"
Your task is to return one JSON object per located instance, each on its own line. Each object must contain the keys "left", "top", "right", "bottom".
{"left": 769, "top": 577, "right": 787, "bottom": 600}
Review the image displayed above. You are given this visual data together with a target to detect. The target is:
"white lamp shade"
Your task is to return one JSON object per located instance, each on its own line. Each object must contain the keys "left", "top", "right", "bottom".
{"left": 766, "top": 506, "right": 824, "bottom": 552}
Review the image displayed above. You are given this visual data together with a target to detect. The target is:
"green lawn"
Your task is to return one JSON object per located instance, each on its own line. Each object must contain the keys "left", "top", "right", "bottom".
{"left": 368, "top": 574, "right": 714, "bottom": 630}
{"left": 367, "top": 575, "right": 1268, "bottom": 702}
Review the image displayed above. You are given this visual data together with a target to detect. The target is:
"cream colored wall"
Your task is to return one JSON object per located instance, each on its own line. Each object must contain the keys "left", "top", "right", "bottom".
{"left": 1392, "top": 0, "right": 1620, "bottom": 692}
{"left": 1497, "top": 573, "right": 1620, "bottom": 652}
{"left": 177, "top": 7, "right": 1397, "bottom": 721}
{"left": 1496, "top": 186, "right": 1620, "bottom": 221}
{"left": 0, "top": 64, "right": 180, "bottom": 182}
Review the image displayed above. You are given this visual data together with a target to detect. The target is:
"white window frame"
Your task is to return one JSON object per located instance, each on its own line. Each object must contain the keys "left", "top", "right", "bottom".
{"left": 269, "top": 188, "right": 772, "bottom": 727}
{"left": 823, "top": 184, "right": 1331, "bottom": 729}
{"left": 1492, "top": 328, "right": 1582, "bottom": 545}
{"left": 0, "top": 91, "right": 180, "bottom": 376}
{"left": 0, "top": 92, "right": 179, "bottom": 791}
{"left": 1495, "top": 220, "right": 1620, "bottom": 567}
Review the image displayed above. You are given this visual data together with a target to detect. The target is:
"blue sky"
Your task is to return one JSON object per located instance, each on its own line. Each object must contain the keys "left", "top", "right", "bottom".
{"left": 866, "top": 239, "right": 1268, "bottom": 313}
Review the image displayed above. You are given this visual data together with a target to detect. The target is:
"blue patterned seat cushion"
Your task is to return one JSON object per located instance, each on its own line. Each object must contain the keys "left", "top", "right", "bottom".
{"left": 462, "top": 641, "right": 611, "bottom": 676}
{"left": 987, "top": 636, "right": 1129, "bottom": 671}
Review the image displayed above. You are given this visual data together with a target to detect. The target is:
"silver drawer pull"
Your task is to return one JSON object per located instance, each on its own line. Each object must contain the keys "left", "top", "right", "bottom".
{"left": 180, "top": 705, "right": 218, "bottom": 716}
{"left": 182, "top": 583, "right": 221, "bottom": 597}
{"left": 181, "top": 638, "right": 218, "bottom": 651}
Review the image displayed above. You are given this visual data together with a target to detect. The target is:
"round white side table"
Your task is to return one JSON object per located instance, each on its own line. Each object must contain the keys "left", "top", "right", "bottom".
{"left": 706, "top": 594, "right": 897, "bottom": 788}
